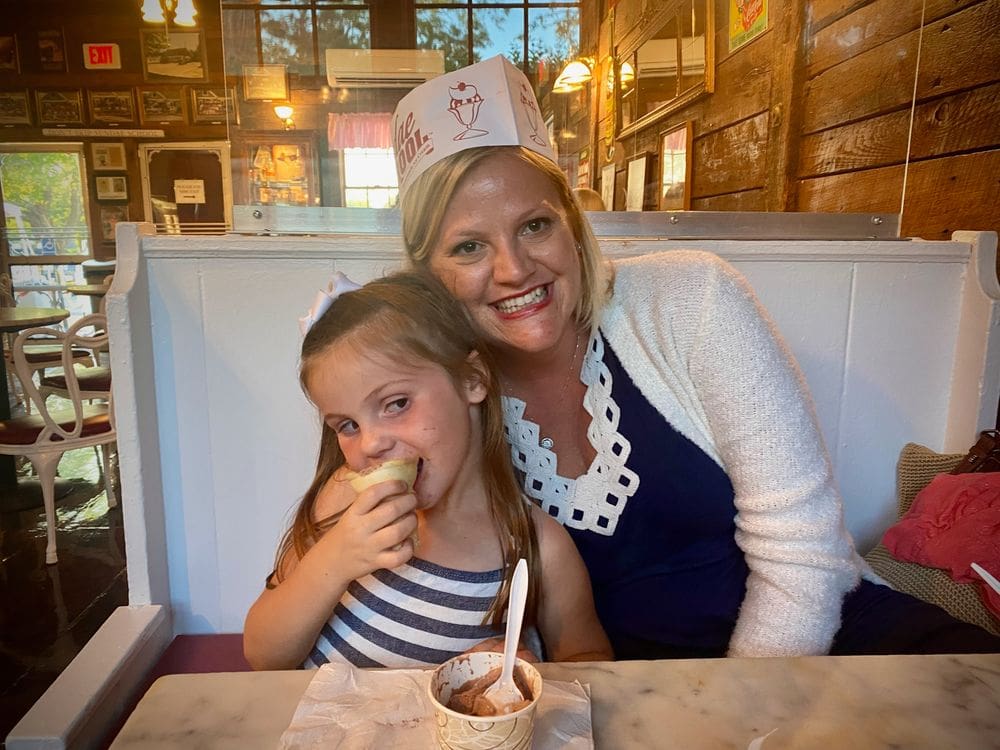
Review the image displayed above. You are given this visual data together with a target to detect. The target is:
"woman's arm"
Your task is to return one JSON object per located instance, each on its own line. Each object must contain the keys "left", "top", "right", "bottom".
{"left": 532, "top": 506, "right": 614, "bottom": 662}
{"left": 243, "top": 478, "right": 418, "bottom": 669}
{"left": 613, "top": 251, "right": 861, "bottom": 657}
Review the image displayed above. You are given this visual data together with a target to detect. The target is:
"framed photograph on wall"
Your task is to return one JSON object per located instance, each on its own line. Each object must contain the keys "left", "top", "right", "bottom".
{"left": 38, "top": 28, "right": 66, "bottom": 72}
{"left": 0, "top": 90, "right": 31, "bottom": 125}
{"left": 99, "top": 205, "right": 129, "bottom": 241}
{"left": 88, "top": 89, "right": 136, "bottom": 125}
{"left": 601, "top": 163, "right": 616, "bottom": 212}
{"left": 91, "top": 142, "right": 127, "bottom": 171}
{"left": 190, "top": 86, "right": 235, "bottom": 124}
{"left": 95, "top": 175, "right": 128, "bottom": 201}
{"left": 138, "top": 87, "right": 187, "bottom": 126}
{"left": 659, "top": 122, "right": 693, "bottom": 211}
{"left": 0, "top": 35, "right": 19, "bottom": 73}
{"left": 140, "top": 29, "right": 207, "bottom": 82}
{"left": 625, "top": 154, "right": 648, "bottom": 211}
{"left": 242, "top": 64, "right": 288, "bottom": 101}
{"left": 36, "top": 89, "right": 84, "bottom": 125}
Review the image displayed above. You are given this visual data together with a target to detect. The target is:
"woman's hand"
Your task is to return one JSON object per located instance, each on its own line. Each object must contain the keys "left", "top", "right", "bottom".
{"left": 465, "top": 636, "right": 538, "bottom": 664}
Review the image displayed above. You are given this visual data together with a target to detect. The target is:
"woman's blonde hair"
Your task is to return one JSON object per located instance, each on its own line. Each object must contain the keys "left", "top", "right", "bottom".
{"left": 400, "top": 146, "right": 610, "bottom": 330}
{"left": 275, "top": 270, "right": 539, "bottom": 627}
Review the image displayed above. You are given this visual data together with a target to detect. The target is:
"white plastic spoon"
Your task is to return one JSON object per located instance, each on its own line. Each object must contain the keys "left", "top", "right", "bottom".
{"left": 482, "top": 557, "right": 529, "bottom": 714}
{"left": 971, "top": 562, "right": 1000, "bottom": 596}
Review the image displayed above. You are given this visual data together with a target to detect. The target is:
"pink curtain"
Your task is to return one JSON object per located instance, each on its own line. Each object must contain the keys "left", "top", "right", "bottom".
{"left": 327, "top": 112, "right": 393, "bottom": 150}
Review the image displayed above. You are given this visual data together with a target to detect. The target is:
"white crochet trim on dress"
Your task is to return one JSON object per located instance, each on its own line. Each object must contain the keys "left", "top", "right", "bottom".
{"left": 502, "top": 330, "right": 640, "bottom": 536}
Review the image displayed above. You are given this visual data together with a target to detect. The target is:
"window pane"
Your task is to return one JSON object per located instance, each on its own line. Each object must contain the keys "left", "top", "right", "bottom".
{"left": 473, "top": 8, "right": 521, "bottom": 65}
{"left": 222, "top": 8, "right": 258, "bottom": 74}
{"left": 261, "top": 9, "right": 314, "bottom": 75}
{"left": 417, "top": 8, "right": 469, "bottom": 72}
{"left": 680, "top": 0, "right": 707, "bottom": 86}
{"left": 343, "top": 148, "right": 398, "bottom": 208}
{"left": 528, "top": 7, "right": 577, "bottom": 83}
{"left": 317, "top": 9, "right": 370, "bottom": 51}
{"left": 10, "top": 264, "right": 90, "bottom": 319}
{"left": 0, "top": 150, "right": 90, "bottom": 258}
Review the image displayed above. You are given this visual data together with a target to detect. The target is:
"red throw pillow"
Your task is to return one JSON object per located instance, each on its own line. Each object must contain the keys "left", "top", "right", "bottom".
{"left": 881, "top": 472, "right": 1000, "bottom": 617}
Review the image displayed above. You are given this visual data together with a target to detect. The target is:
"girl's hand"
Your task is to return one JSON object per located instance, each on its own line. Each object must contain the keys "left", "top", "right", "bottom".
{"left": 465, "top": 636, "right": 538, "bottom": 664}
{"left": 318, "top": 473, "right": 418, "bottom": 582}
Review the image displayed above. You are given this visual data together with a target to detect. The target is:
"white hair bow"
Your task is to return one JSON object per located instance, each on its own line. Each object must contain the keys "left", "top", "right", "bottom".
{"left": 298, "top": 271, "right": 363, "bottom": 335}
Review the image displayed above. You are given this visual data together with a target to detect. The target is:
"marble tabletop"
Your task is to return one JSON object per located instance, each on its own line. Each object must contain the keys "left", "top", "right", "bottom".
{"left": 110, "top": 653, "right": 1000, "bottom": 749}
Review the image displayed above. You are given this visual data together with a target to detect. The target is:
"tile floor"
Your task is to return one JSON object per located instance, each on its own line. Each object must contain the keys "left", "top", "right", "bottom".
{"left": 0, "top": 448, "right": 125, "bottom": 747}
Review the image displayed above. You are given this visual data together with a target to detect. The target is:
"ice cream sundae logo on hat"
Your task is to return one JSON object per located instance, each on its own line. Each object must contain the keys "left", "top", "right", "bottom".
{"left": 519, "top": 82, "right": 547, "bottom": 147}
{"left": 393, "top": 110, "right": 434, "bottom": 182}
{"left": 447, "top": 81, "right": 489, "bottom": 141}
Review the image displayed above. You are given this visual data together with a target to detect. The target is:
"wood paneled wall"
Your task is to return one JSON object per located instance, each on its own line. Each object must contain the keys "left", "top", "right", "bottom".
{"left": 0, "top": 0, "right": 228, "bottom": 259}
{"left": 591, "top": 0, "right": 1000, "bottom": 239}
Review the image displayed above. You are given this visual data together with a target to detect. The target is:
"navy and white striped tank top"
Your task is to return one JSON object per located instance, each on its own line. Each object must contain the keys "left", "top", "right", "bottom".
{"left": 305, "top": 557, "right": 505, "bottom": 669}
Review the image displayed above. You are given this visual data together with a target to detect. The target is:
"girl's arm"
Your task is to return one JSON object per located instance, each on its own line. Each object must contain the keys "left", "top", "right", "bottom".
{"left": 243, "top": 478, "right": 418, "bottom": 670}
{"left": 532, "top": 506, "right": 614, "bottom": 662}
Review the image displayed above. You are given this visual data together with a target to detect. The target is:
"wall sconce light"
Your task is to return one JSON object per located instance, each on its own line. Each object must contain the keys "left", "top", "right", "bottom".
{"left": 141, "top": 0, "right": 198, "bottom": 28}
{"left": 274, "top": 105, "right": 295, "bottom": 130}
{"left": 552, "top": 57, "right": 594, "bottom": 93}
{"left": 606, "top": 60, "right": 636, "bottom": 93}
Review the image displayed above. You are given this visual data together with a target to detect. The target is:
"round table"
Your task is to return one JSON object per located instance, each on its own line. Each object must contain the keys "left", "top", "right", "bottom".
{"left": 0, "top": 307, "right": 71, "bottom": 500}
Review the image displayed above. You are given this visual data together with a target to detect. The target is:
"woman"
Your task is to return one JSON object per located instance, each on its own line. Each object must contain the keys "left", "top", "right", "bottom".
{"left": 389, "top": 57, "right": 999, "bottom": 658}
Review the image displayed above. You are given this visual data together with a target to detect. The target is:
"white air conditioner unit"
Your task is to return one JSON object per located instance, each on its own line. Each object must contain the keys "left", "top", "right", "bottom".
{"left": 325, "top": 49, "right": 445, "bottom": 88}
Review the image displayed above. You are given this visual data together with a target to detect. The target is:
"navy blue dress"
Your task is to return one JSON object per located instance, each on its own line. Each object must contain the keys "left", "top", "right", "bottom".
{"left": 560, "top": 334, "right": 747, "bottom": 658}
{"left": 521, "top": 333, "right": 1000, "bottom": 658}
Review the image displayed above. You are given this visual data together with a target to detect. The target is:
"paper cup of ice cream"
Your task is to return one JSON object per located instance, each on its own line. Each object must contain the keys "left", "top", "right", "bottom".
{"left": 428, "top": 651, "right": 542, "bottom": 750}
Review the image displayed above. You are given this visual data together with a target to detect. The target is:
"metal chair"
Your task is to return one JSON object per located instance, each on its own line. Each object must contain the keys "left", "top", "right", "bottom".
{"left": 0, "top": 314, "right": 117, "bottom": 564}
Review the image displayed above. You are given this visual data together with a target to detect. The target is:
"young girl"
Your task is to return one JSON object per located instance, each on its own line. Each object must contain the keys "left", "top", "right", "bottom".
{"left": 243, "top": 271, "right": 612, "bottom": 670}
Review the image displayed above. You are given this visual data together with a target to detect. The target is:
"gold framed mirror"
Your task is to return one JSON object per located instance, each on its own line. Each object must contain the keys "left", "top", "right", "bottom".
{"left": 616, "top": 0, "right": 714, "bottom": 139}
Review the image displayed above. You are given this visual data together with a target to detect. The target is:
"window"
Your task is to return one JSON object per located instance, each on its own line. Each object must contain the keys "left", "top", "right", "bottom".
{"left": 221, "top": 0, "right": 370, "bottom": 78}
{"left": 0, "top": 145, "right": 92, "bottom": 315}
{"left": 342, "top": 148, "right": 397, "bottom": 208}
{"left": 416, "top": 0, "right": 579, "bottom": 90}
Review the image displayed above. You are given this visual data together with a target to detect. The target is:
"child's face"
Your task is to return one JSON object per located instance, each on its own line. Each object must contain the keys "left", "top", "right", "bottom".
{"left": 306, "top": 341, "right": 487, "bottom": 509}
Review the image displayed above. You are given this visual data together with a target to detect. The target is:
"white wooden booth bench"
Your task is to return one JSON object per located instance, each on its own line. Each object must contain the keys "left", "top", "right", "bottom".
{"left": 8, "top": 223, "right": 999, "bottom": 749}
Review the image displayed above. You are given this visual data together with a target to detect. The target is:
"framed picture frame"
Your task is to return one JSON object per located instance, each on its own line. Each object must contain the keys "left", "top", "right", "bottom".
{"left": 91, "top": 142, "right": 127, "bottom": 171}
{"left": 0, "top": 35, "right": 19, "bottom": 73}
{"left": 600, "top": 163, "right": 616, "bottom": 212}
{"left": 88, "top": 89, "right": 136, "bottom": 125}
{"left": 38, "top": 28, "right": 66, "bottom": 72}
{"left": 140, "top": 29, "right": 207, "bottom": 82}
{"left": 242, "top": 64, "right": 288, "bottom": 101}
{"left": 95, "top": 175, "right": 128, "bottom": 202}
{"left": 99, "top": 205, "right": 129, "bottom": 241}
{"left": 190, "top": 86, "right": 235, "bottom": 124}
{"left": 625, "top": 153, "right": 648, "bottom": 211}
{"left": 659, "top": 122, "right": 693, "bottom": 211}
{"left": 0, "top": 90, "right": 31, "bottom": 126}
{"left": 35, "top": 89, "right": 85, "bottom": 126}
{"left": 138, "top": 87, "right": 187, "bottom": 126}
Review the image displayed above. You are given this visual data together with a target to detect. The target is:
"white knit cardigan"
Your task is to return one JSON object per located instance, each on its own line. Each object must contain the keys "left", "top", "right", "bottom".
{"left": 599, "top": 250, "right": 865, "bottom": 657}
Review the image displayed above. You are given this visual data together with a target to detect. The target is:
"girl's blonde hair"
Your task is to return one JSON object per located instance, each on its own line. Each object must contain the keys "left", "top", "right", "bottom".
{"left": 275, "top": 270, "right": 539, "bottom": 627}
{"left": 400, "top": 146, "right": 611, "bottom": 330}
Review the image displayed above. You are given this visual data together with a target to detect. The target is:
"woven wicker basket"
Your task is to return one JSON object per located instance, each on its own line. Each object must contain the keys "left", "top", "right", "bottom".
{"left": 863, "top": 442, "right": 1000, "bottom": 636}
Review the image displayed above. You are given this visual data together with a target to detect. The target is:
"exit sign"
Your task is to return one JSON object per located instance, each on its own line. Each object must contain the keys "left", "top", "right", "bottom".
{"left": 83, "top": 43, "right": 121, "bottom": 69}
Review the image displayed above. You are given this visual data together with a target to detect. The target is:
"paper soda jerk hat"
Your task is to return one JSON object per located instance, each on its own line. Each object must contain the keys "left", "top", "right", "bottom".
{"left": 391, "top": 55, "right": 556, "bottom": 195}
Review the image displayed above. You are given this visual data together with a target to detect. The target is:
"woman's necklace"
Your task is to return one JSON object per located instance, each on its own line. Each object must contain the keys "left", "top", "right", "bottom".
{"left": 539, "top": 332, "right": 583, "bottom": 450}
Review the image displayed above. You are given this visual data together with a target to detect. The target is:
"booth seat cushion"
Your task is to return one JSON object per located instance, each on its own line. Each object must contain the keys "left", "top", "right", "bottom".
{"left": 864, "top": 443, "right": 1000, "bottom": 636}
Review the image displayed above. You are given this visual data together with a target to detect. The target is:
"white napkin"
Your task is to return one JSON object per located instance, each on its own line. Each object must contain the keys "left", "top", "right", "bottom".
{"left": 278, "top": 662, "right": 594, "bottom": 749}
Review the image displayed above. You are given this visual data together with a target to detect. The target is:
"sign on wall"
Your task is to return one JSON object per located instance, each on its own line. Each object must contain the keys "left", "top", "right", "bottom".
{"left": 83, "top": 43, "right": 121, "bottom": 69}
{"left": 729, "top": 0, "right": 768, "bottom": 52}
